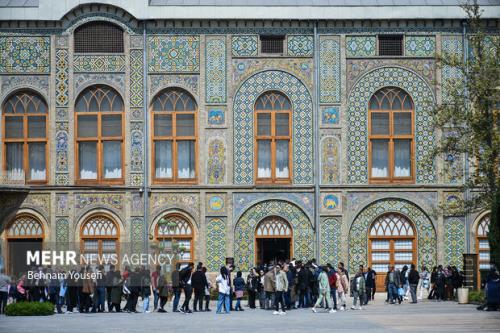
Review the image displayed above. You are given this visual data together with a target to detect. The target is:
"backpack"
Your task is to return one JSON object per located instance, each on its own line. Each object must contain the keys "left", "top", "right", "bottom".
{"left": 328, "top": 272, "right": 337, "bottom": 288}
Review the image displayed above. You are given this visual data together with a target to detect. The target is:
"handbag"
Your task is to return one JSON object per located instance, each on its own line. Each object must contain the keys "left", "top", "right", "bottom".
{"left": 398, "top": 287, "right": 405, "bottom": 297}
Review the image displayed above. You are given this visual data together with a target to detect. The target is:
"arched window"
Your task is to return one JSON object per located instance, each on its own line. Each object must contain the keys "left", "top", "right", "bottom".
{"left": 7, "top": 215, "right": 43, "bottom": 238}
{"left": 155, "top": 215, "right": 194, "bottom": 264}
{"left": 75, "top": 85, "right": 124, "bottom": 184}
{"left": 256, "top": 217, "right": 292, "bottom": 237}
{"left": 369, "top": 87, "right": 414, "bottom": 183}
{"left": 74, "top": 21, "right": 124, "bottom": 53}
{"left": 151, "top": 88, "right": 197, "bottom": 183}
{"left": 80, "top": 215, "right": 119, "bottom": 266}
{"left": 369, "top": 213, "right": 416, "bottom": 287}
{"left": 476, "top": 215, "right": 490, "bottom": 270}
{"left": 254, "top": 91, "right": 291, "bottom": 183}
{"left": 2, "top": 91, "right": 48, "bottom": 183}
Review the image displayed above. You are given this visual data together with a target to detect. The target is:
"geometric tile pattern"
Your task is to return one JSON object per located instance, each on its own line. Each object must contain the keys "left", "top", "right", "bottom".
{"left": 231, "top": 35, "right": 258, "bottom": 57}
{"left": 56, "top": 218, "right": 69, "bottom": 251}
{"left": 441, "top": 35, "right": 463, "bottom": 104}
{"left": 348, "top": 198, "right": 437, "bottom": 272}
{"left": 131, "top": 217, "right": 144, "bottom": 254}
{"left": 321, "top": 136, "right": 340, "bottom": 184}
{"left": 347, "top": 66, "right": 435, "bottom": 184}
{"left": 405, "top": 36, "right": 436, "bottom": 57}
{"left": 55, "top": 49, "right": 69, "bottom": 107}
{"left": 345, "top": 36, "right": 376, "bottom": 57}
{"left": 233, "top": 70, "right": 313, "bottom": 184}
{"left": 444, "top": 217, "right": 465, "bottom": 269}
{"left": 206, "top": 218, "right": 226, "bottom": 272}
{"left": 207, "top": 138, "right": 225, "bottom": 184}
{"left": 148, "top": 35, "right": 200, "bottom": 72}
{"left": 0, "top": 36, "right": 50, "bottom": 73}
{"left": 130, "top": 129, "right": 143, "bottom": 173}
{"left": 56, "top": 131, "right": 69, "bottom": 173}
{"left": 234, "top": 200, "right": 314, "bottom": 271}
{"left": 73, "top": 55, "right": 126, "bottom": 72}
{"left": 149, "top": 74, "right": 199, "bottom": 99}
{"left": 130, "top": 49, "right": 144, "bottom": 107}
{"left": 319, "top": 36, "right": 341, "bottom": 103}
{"left": 205, "top": 36, "right": 227, "bottom": 103}
{"left": 320, "top": 218, "right": 342, "bottom": 266}
{"left": 287, "top": 35, "right": 313, "bottom": 57}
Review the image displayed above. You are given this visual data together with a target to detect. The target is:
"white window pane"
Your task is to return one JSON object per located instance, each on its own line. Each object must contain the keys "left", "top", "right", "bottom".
{"left": 395, "top": 252, "right": 413, "bottom": 261}
{"left": 479, "top": 240, "right": 489, "bottom": 249}
{"left": 479, "top": 252, "right": 490, "bottom": 261}
{"left": 29, "top": 143, "right": 46, "bottom": 180}
{"left": 6, "top": 143, "right": 24, "bottom": 180}
{"left": 78, "top": 115, "right": 97, "bottom": 137}
{"left": 275, "top": 140, "right": 289, "bottom": 178}
{"left": 371, "top": 113, "right": 389, "bottom": 135}
{"left": 372, "top": 264, "right": 389, "bottom": 273}
{"left": 372, "top": 240, "right": 390, "bottom": 249}
{"left": 79, "top": 142, "right": 97, "bottom": 179}
{"left": 177, "top": 141, "right": 195, "bottom": 179}
{"left": 102, "top": 240, "right": 116, "bottom": 252}
{"left": 479, "top": 263, "right": 491, "bottom": 270}
{"left": 395, "top": 263, "right": 411, "bottom": 271}
{"left": 155, "top": 141, "right": 172, "bottom": 178}
{"left": 257, "top": 140, "right": 271, "bottom": 178}
{"left": 394, "top": 139, "right": 411, "bottom": 177}
{"left": 84, "top": 240, "right": 98, "bottom": 251}
{"left": 394, "top": 240, "right": 413, "bottom": 250}
{"left": 371, "top": 140, "right": 388, "bottom": 177}
{"left": 28, "top": 116, "right": 46, "bottom": 138}
{"left": 103, "top": 141, "right": 122, "bottom": 179}
{"left": 393, "top": 113, "right": 412, "bottom": 135}
{"left": 371, "top": 252, "right": 390, "bottom": 261}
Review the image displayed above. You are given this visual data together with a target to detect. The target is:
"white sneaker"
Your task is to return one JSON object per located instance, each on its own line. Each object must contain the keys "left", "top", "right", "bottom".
{"left": 279, "top": 311, "right": 286, "bottom": 315}
{"left": 351, "top": 306, "right": 356, "bottom": 310}
{"left": 311, "top": 307, "right": 317, "bottom": 313}
{"left": 358, "top": 306, "right": 363, "bottom": 310}
{"left": 329, "top": 309, "right": 336, "bottom": 313}
{"left": 273, "top": 311, "right": 280, "bottom": 315}
{"left": 145, "top": 310, "right": 150, "bottom": 313}
{"left": 340, "top": 306, "right": 345, "bottom": 311}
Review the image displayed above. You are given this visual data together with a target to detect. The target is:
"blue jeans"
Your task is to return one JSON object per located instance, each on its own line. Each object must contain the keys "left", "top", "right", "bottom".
{"left": 388, "top": 283, "right": 398, "bottom": 303}
{"left": 172, "top": 287, "right": 181, "bottom": 311}
{"left": 93, "top": 287, "right": 105, "bottom": 312}
{"left": 143, "top": 295, "right": 150, "bottom": 312}
{"left": 330, "top": 288, "right": 337, "bottom": 309}
{"left": 216, "top": 293, "right": 230, "bottom": 313}
{"left": 153, "top": 290, "right": 159, "bottom": 310}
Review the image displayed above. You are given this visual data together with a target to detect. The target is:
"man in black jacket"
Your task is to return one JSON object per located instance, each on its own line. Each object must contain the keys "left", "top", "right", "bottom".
{"left": 408, "top": 264, "right": 420, "bottom": 304}
{"left": 179, "top": 262, "right": 194, "bottom": 313}
{"left": 191, "top": 262, "right": 208, "bottom": 312}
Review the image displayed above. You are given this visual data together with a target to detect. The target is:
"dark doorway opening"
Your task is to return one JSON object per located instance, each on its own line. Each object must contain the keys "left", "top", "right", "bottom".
{"left": 8, "top": 239, "right": 42, "bottom": 276}
{"left": 256, "top": 238, "right": 291, "bottom": 266}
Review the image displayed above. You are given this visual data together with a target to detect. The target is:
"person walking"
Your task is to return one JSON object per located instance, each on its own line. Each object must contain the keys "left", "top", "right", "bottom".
{"left": 312, "top": 266, "right": 335, "bottom": 313}
{"left": 327, "top": 264, "right": 338, "bottom": 310}
{"left": 400, "top": 265, "right": 410, "bottom": 301}
{"left": 191, "top": 263, "right": 208, "bottom": 312}
{"left": 141, "top": 267, "right": 152, "bottom": 313}
{"left": 171, "top": 263, "right": 181, "bottom": 312}
{"left": 92, "top": 265, "right": 106, "bottom": 313}
{"left": 233, "top": 271, "right": 245, "bottom": 311}
{"left": 215, "top": 266, "right": 231, "bottom": 314}
{"left": 109, "top": 269, "right": 123, "bottom": 312}
{"left": 351, "top": 266, "right": 366, "bottom": 310}
{"left": 408, "top": 264, "right": 420, "bottom": 304}
{"left": 273, "top": 265, "right": 288, "bottom": 315}
{"left": 180, "top": 263, "right": 194, "bottom": 314}
{"left": 105, "top": 265, "right": 116, "bottom": 311}
{"left": 0, "top": 269, "right": 11, "bottom": 314}
{"left": 337, "top": 268, "right": 349, "bottom": 311}
{"left": 202, "top": 267, "right": 212, "bottom": 311}
{"left": 151, "top": 265, "right": 161, "bottom": 312}
{"left": 157, "top": 271, "right": 169, "bottom": 313}
{"left": 364, "top": 267, "right": 376, "bottom": 304}
{"left": 246, "top": 268, "right": 259, "bottom": 309}
{"left": 418, "top": 266, "right": 430, "bottom": 300}
{"left": 436, "top": 265, "right": 446, "bottom": 301}
{"left": 385, "top": 266, "right": 401, "bottom": 304}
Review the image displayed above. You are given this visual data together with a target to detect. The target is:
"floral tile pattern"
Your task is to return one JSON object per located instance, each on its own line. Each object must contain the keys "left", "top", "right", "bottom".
{"left": 0, "top": 36, "right": 50, "bottom": 73}
{"left": 148, "top": 35, "right": 200, "bottom": 72}
{"left": 319, "top": 36, "right": 341, "bottom": 103}
{"left": 205, "top": 36, "right": 227, "bottom": 103}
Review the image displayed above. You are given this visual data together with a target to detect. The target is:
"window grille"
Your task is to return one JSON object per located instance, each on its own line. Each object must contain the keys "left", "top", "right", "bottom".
{"left": 260, "top": 35, "right": 285, "bottom": 54}
{"left": 378, "top": 35, "right": 403, "bottom": 56}
{"left": 74, "top": 22, "right": 124, "bottom": 53}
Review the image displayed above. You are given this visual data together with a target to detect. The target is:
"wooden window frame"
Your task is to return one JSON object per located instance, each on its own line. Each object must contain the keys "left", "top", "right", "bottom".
{"left": 254, "top": 216, "right": 293, "bottom": 266}
{"left": 476, "top": 215, "right": 490, "bottom": 289}
{"left": 155, "top": 214, "right": 194, "bottom": 265}
{"left": 254, "top": 91, "right": 292, "bottom": 184}
{"left": 151, "top": 89, "right": 198, "bottom": 184}
{"left": 2, "top": 91, "right": 48, "bottom": 184}
{"left": 74, "top": 86, "right": 125, "bottom": 185}
{"left": 79, "top": 214, "right": 120, "bottom": 267}
{"left": 368, "top": 87, "right": 415, "bottom": 184}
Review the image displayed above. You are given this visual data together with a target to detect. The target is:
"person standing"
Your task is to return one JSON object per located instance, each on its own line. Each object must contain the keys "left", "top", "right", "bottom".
{"left": 296, "top": 262, "right": 309, "bottom": 308}
{"left": 263, "top": 267, "right": 276, "bottom": 310}
{"left": 408, "top": 264, "right": 420, "bottom": 304}
{"left": 92, "top": 265, "right": 106, "bottom": 313}
{"left": 141, "top": 267, "right": 152, "bottom": 313}
{"left": 202, "top": 267, "right": 212, "bottom": 311}
{"left": 350, "top": 266, "right": 366, "bottom": 310}
{"left": 246, "top": 268, "right": 259, "bottom": 309}
{"left": 110, "top": 269, "right": 123, "bottom": 312}
{"left": 336, "top": 268, "right": 349, "bottom": 311}
{"left": 215, "top": 266, "right": 231, "bottom": 314}
{"left": 0, "top": 269, "right": 11, "bottom": 314}
{"left": 105, "top": 265, "right": 116, "bottom": 311}
{"left": 191, "top": 262, "right": 208, "bottom": 312}
{"left": 326, "top": 264, "right": 338, "bottom": 311}
{"left": 179, "top": 262, "right": 194, "bottom": 313}
{"left": 436, "top": 265, "right": 446, "bottom": 301}
{"left": 171, "top": 263, "right": 181, "bottom": 312}
{"left": 233, "top": 271, "right": 245, "bottom": 311}
{"left": 385, "top": 266, "right": 401, "bottom": 304}
{"left": 418, "top": 266, "right": 430, "bottom": 300}
{"left": 273, "top": 265, "right": 288, "bottom": 315}
{"left": 157, "top": 271, "right": 169, "bottom": 313}
{"left": 312, "top": 266, "right": 334, "bottom": 313}
{"left": 364, "top": 267, "right": 376, "bottom": 304}
{"left": 81, "top": 267, "right": 94, "bottom": 313}
{"left": 151, "top": 265, "right": 161, "bottom": 311}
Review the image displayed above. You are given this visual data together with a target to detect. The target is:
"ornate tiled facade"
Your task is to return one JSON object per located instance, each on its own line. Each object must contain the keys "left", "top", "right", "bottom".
{"left": 205, "top": 36, "right": 227, "bottom": 103}
{"left": 207, "top": 139, "right": 226, "bottom": 185}
{"left": 441, "top": 35, "right": 464, "bottom": 103}
{"left": 405, "top": 36, "right": 436, "bottom": 57}
{"left": 129, "top": 49, "right": 144, "bottom": 107}
{"left": 73, "top": 55, "right": 126, "bottom": 72}
{"left": 320, "top": 218, "right": 342, "bottom": 265}
{"left": 445, "top": 217, "right": 466, "bottom": 269}
{"left": 148, "top": 35, "right": 200, "bottom": 73}
{"left": 345, "top": 36, "right": 377, "bottom": 57}
{"left": 287, "top": 35, "right": 314, "bottom": 57}
{"left": 319, "top": 36, "right": 341, "bottom": 103}
{"left": 0, "top": 36, "right": 50, "bottom": 73}
{"left": 231, "top": 35, "right": 258, "bottom": 57}
{"left": 206, "top": 218, "right": 226, "bottom": 271}
{"left": 321, "top": 136, "right": 340, "bottom": 184}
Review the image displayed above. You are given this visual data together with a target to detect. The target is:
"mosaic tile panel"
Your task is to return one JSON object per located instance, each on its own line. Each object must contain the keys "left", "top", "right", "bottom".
{"left": 130, "top": 129, "right": 143, "bottom": 173}
{"left": 55, "top": 49, "right": 69, "bottom": 107}
{"left": 233, "top": 70, "right": 313, "bottom": 184}
{"left": 206, "top": 194, "right": 226, "bottom": 215}
{"left": 56, "top": 193, "right": 69, "bottom": 216}
{"left": 320, "top": 218, "right": 342, "bottom": 265}
{"left": 319, "top": 36, "right": 341, "bottom": 103}
{"left": 130, "top": 49, "right": 144, "bottom": 107}
{"left": 347, "top": 67, "right": 435, "bottom": 184}
{"left": 73, "top": 55, "right": 125, "bottom": 72}
{"left": 441, "top": 35, "right": 463, "bottom": 104}
{"left": 231, "top": 35, "right": 258, "bottom": 57}
{"left": 206, "top": 218, "right": 226, "bottom": 272}
{"left": 207, "top": 139, "right": 226, "bottom": 184}
{"left": 148, "top": 35, "right": 200, "bottom": 72}
{"left": 149, "top": 193, "right": 199, "bottom": 223}
{"left": 348, "top": 198, "right": 437, "bottom": 272}
{"left": 287, "top": 35, "right": 314, "bottom": 57}
{"left": 75, "top": 193, "right": 125, "bottom": 214}
{"left": 74, "top": 73, "right": 125, "bottom": 96}
{"left": 205, "top": 36, "right": 227, "bottom": 103}
{"left": 130, "top": 35, "right": 144, "bottom": 49}
{"left": 321, "top": 106, "right": 340, "bottom": 126}
{"left": 149, "top": 74, "right": 199, "bottom": 98}
{"left": 131, "top": 217, "right": 144, "bottom": 254}
{"left": 443, "top": 150, "right": 464, "bottom": 184}
{"left": 321, "top": 136, "right": 340, "bottom": 184}
{"left": 55, "top": 131, "right": 69, "bottom": 173}
{"left": 1, "top": 76, "right": 49, "bottom": 103}
{"left": 345, "top": 36, "right": 377, "bottom": 57}
{"left": 405, "top": 36, "right": 436, "bottom": 57}
{"left": 0, "top": 36, "right": 50, "bottom": 73}
{"left": 320, "top": 193, "right": 341, "bottom": 213}
{"left": 56, "top": 218, "right": 69, "bottom": 251}
{"left": 444, "top": 217, "right": 465, "bottom": 269}
{"left": 234, "top": 200, "right": 314, "bottom": 271}
{"left": 207, "top": 106, "right": 225, "bottom": 126}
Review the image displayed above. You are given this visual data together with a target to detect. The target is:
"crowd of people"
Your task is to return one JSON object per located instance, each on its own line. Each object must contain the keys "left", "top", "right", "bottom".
{"left": 0, "top": 259, "right": 499, "bottom": 315}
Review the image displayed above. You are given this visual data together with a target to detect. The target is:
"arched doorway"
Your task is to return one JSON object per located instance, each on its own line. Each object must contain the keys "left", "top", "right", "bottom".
{"left": 6, "top": 214, "right": 44, "bottom": 275}
{"left": 255, "top": 216, "right": 292, "bottom": 265}
{"left": 368, "top": 213, "right": 416, "bottom": 290}
{"left": 155, "top": 214, "right": 194, "bottom": 267}
{"left": 476, "top": 214, "right": 490, "bottom": 288}
{"left": 80, "top": 215, "right": 119, "bottom": 270}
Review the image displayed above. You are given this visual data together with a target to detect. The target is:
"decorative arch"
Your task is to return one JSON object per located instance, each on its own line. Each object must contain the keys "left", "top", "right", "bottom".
{"left": 75, "top": 208, "right": 125, "bottom": 244}
{"left": 1, "top": 208, "right": 50, "bottom": 241}
{"left": 320, "top": 136, "right": 340, "bottom": 184}
{"left": 233, "top": 70, "right": 313, "bottom": 185}
{"left": 234, "top": 199, "right": 314, "bottom": 271}
{"left": 5, "top": 214, "right": 44, "bottom": 239}
{"left": 348, "top": 198, "right": 436, "bottom": 271}
{"left": 152, "top": 212, "right": 195, "bottom": 264}
{"left": 256, "top": 217, "right": 292, "bottom": 237}
{"left": 0, "top": 86, "right": 49, "bottom": 110}
{"left": 347, "top": 66, "right": 435, "bottom": 184}
{"left": 79, "top": 214, "right": 120, "bottom": 266}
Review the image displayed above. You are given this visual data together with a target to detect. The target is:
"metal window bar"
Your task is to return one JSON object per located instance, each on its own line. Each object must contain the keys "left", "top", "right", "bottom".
{"left": 74, "top": 22, "right": 124, "bottom": 53}
{"left": 378, "top": 35, "right": 403, "bottom": 56}
{"left": 260, "top": 35, "right": 285, "bottom": 54}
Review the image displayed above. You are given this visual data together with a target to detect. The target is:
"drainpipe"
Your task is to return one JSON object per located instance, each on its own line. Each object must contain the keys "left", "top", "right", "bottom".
{"left": 462, "top": 20, "right": 470, "bottom": 254}
{"left": 313, "top": 21, "right": 321, "bottom": 261}
{"left": 142, "top": 22, "right": 150, "bottom": 254}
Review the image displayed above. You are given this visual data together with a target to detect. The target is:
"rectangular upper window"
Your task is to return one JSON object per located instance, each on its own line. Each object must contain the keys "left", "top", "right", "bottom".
{"left": 378, "top": 35, "right": 403, "bottom": 56}
{"left": 260, "top": 35, "right": 285, "bottom": 54}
